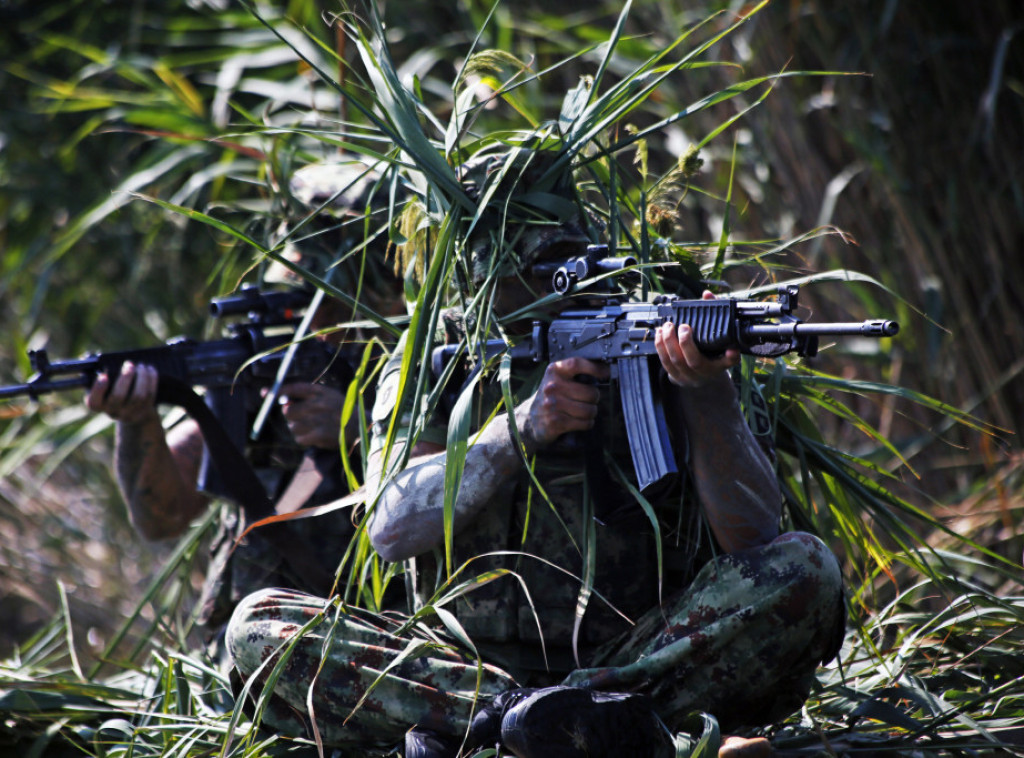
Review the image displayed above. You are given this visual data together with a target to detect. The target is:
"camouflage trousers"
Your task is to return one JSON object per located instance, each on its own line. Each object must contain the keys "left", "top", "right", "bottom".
{"left": 226, "top": 531, "right": 843, "bottom": 750}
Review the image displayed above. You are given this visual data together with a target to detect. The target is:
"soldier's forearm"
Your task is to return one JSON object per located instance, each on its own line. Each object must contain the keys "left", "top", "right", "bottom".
{"left": 676, "top": 375, "right": 781, "bottom": 553}
{"left": 115, "top": 419, "right": 206, "bottom": 541}
{"left": 367, "top": 409, "right": 528, "bottom": 562}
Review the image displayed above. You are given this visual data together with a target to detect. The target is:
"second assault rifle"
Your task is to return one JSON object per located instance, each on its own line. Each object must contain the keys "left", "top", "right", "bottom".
{"left": 434, "top": 283, "right": 899, "bottom": 492}
{"left": 1, "top": 285, "right": 350, "bottom": 518}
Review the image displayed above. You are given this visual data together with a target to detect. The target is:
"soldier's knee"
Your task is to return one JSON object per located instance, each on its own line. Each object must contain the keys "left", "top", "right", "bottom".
{"left": 773, "top": 531, "right": 841, "bottom": 587}
{"left": 772, "top": 532, "right": 846, "bottom": 664}
{"left": 225, "top": 588, "right": 293, "bottom": 674}
{"left": 228, "top": 587, "right": 282, "bottom": 634}
{"left": 764, "top": 532, "right": 844, "bottom": 625}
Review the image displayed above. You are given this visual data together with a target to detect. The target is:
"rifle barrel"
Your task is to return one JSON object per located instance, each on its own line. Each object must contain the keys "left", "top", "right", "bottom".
{"left": 0, "top": 375, "right": 91, "bottom": 400}
{"left": 744, "top": 319, "right": 899, "bottom": 339}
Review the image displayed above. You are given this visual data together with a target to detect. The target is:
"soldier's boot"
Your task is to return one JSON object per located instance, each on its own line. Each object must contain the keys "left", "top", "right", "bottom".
{"left": 403, "top": 728, "right": 459, "bottom": 758}
{"left": 404, "top": 690, "right": 541, "bottom": 758}
{"left": 499, "top": 686, "right": 675, "bottom": 758}
{"left": 466, "top": 687, "right": 538, "bottom": 749}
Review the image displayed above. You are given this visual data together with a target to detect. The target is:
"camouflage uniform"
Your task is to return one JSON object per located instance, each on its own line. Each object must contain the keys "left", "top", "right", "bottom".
{"left": 197, "top": 445, "right": 355, "bottom": 634}
{"left": 196, "top": 375, "right": 363, "bottom": 679}
{"left": 226, "top": 322, "right": 845, "bottom": 749}
{"left": 204, "top": 157, "right": 401, "bottom": 642}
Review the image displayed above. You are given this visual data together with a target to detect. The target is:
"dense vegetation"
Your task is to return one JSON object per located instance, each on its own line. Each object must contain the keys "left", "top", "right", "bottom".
{"left": 0, "top": 0, "right": 1021, "bottom": 755}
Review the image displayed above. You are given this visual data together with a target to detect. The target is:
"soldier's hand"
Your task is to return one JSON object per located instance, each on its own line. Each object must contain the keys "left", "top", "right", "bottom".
{"left": 519, "top": 357, "right": 609, "bottom": 451}
{"left": 85, "top": 362, "right": 161, "bottom": 425}
{"left": 279, "top": 382, "right": 344, "bottom": 449}
{"left": 655, "top": 291, "right": 739, "bottom": 388}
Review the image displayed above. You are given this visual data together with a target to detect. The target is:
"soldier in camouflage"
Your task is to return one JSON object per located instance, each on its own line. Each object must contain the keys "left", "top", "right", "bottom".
{"left": 87, "top": 158, "right": 404, "bottom": 655}
{"left": 226, "top": 151, "right": 844, "bottom": 757}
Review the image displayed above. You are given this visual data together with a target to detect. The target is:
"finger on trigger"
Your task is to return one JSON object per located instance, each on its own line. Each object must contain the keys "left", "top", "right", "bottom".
{"left": 553, "top": 357, "right": 609, "bottom": 381}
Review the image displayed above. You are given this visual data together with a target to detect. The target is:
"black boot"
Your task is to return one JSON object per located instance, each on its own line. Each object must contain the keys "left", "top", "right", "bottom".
{"left": 499, "top": 686, "right": 675, "bottom": 758}
{"left": 467, "top": 688, "right": 538, "bottom": 749}
{"left": 404, "top": 728, "right": 460, "bottom": 758}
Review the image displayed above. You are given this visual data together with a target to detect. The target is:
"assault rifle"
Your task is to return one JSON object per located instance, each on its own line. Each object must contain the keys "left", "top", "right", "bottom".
{"left": 1, "top": 284, "right": 349, "bottom": 517}
{"left": 433, "top": 282, "right": 898, "bottom": 492}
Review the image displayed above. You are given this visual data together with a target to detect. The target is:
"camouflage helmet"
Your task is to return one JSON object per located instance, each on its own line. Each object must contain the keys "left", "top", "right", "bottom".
{"left": 265, "top": 157, "right": 401, "bottom": 289}
{"left": 289, "top": 160, "right": 389, "bottom": 215}
{"left": 393, "top": 146, "right": 594, "bottom": 291}
{"left": 456, "top": 148, "right": 592, "bottom": 284}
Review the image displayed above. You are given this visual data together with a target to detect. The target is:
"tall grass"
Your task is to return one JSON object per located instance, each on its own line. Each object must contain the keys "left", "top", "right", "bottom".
{"left": 0, "top": 0, "right": 1021, "bottom": 756}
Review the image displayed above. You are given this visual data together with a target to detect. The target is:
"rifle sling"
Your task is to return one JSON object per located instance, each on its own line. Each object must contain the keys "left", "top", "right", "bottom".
{"left": 275, "top": 451, "right": 326, "bottom": 515}
{"left": 155, "top": 377, "right": 335, "bottom": 595}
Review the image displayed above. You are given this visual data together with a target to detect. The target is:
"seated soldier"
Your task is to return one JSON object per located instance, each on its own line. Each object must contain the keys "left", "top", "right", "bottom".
{"left": 86, "top": 158, "right": 405, "bottom": 653}
{"left": 225, "top": 149, "right": 844, "bottom": 758}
